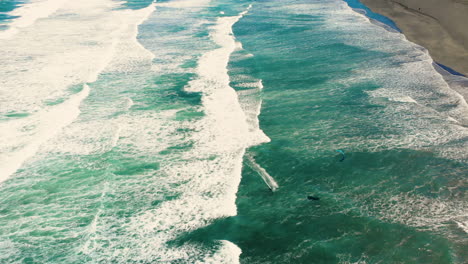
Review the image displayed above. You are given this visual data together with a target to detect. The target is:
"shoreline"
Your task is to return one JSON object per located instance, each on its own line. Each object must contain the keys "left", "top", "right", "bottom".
{"left": 354, "top": 0, "right": 468, "bottom": 77}
{"left": 343, "top": 0, "right": 468, "bottom": 119}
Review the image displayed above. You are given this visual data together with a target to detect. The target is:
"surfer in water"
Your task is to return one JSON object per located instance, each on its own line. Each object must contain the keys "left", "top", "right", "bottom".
{"left": 307, "top": 195, "right": 320, "bottom": 201}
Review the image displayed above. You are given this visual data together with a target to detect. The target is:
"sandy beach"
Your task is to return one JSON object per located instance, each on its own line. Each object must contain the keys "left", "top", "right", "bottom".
{"left": 360, "top": 0, "right": 468, "bottom": 76}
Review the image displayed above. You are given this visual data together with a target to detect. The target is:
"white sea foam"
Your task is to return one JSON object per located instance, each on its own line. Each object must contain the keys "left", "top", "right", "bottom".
{"left": 246, "top": 153, "right": 278, "bottom": 191}
{"left": 0, "top": 0, "right": 68, "bottom": 39}
{"left": 237, "top": 80, "right": 264, "bottom": 88}
{"left": 455, "top": 220, "right": 468, "bottom": 234}
{"left": 0, "top": 1, "right": 156, "bottom": 182}
{"left": 389, "top": 96, "right": 417, "bottom": 103}
{"left": 235, "top": 79, "right": 269, "bottom": 145}
{"left": 185, "top": 5, "right": 268, "bottom": 151}
{"left": 200, "top": 240, "right": 242, "bottom": 264}
{"left": 0, "top": 84, "right": 89, "bottom": 183}
{"left": 335, "top": 0, "right": 468, "bottom": 124}
{"left": 358, "top": 192, "right": 468, "bottom": 234}
{"left": 155, "top": 0, "right": 211, "bottom": 8}
{"left": 229, "top": 53, "right": 275, "bottom": 190}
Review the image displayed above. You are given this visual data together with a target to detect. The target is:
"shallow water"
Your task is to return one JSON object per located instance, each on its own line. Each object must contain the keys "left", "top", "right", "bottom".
{"left": 0, "top": 0, "right": 467, "bottom": 263}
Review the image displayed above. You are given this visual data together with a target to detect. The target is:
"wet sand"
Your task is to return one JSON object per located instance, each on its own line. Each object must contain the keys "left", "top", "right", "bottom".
{"left": 360, "top": 0, "right": 468, "bottom": 76}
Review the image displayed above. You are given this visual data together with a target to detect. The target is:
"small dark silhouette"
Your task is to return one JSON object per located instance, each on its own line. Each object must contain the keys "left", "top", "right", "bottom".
{"left": 307, "top": 195, "right": 320, "bottom": 201}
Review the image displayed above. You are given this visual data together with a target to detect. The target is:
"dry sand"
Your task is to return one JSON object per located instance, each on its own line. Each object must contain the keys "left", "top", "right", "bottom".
{"left": 360, "top": 0, "right": 468, "bottom": 76}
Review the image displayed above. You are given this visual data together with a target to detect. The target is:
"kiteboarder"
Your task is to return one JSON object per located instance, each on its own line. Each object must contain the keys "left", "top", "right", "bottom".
{"left": 336, "top": 149, "right": 345, "bottom": 162}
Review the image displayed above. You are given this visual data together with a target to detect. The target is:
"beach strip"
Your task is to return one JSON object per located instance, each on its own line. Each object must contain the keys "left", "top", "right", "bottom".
{"left": 359, "top": 0, "right": 468, "bottom": 76}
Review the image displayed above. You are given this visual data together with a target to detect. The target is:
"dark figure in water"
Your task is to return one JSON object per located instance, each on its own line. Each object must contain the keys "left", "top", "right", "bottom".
{"left": 307, "top": 195, "right": 320, "bottom": 201}
{"left": 336, "top": 149, "right": 345, "bottom": 162}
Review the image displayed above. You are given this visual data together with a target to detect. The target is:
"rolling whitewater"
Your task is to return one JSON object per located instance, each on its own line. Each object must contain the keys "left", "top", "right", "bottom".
{"left": 0, "top": 0, "right": 467, "bottom": 263}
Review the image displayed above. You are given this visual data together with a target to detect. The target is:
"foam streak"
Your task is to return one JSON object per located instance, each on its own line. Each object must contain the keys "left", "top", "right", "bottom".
{"left": 246, "top": 153, "right": 279, "bottom": 191}
{"left": 0, "top": 84, "right": 89, "bottom": 183}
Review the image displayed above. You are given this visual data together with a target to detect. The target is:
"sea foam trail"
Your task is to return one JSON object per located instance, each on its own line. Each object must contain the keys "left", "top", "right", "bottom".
{"left": 122, "top": 5, "right": 269, "bottom": 262}
{"left": 0, "top": 1, "right": 156, "bottom": 182}
{"left": 229, "top": 49, "right": 274, "bottom": 190}
{"left": 246, "top": 153, "right": 279, "bottom": 191}
{"left": 0, "top": 84, "right": 89, "bottom": 183}
{"left": 185, "top": 5, "right": 268, "bottom": 152}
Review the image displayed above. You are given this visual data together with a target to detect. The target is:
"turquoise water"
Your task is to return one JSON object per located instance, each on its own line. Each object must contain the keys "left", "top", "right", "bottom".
{"left": 0, "top": 0, "right": 467, "bottom": 263}
{"left": 0, "top": 0, "right": 26, "bottom": 29}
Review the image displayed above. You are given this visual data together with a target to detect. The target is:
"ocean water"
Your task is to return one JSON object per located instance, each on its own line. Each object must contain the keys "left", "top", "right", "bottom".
{"left": 0, "top": 0, "right": 467, "bottom": 263}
